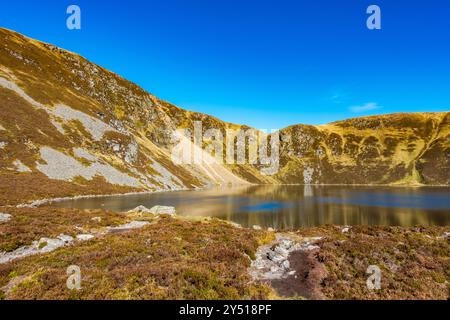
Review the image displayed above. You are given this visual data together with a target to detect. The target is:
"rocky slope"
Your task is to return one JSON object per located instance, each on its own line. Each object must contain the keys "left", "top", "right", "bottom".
{"left": 276, "top": 112, "right": 450, "bottom": 185}
{"left": 0, "top": 28, "right": 449, "bottom": 205}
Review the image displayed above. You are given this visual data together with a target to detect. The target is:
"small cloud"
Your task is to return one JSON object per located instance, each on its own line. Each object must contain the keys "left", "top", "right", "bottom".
{"left": 349, "top": 102, "right": 381, "bottom": 113}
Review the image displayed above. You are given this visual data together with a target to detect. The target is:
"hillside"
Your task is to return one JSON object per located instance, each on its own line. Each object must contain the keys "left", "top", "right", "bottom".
{"left": 0, "top": 28, "right": 449, "bottom": 205}
{"left": 276, "top": 112, "right": 450, "bottom": 185}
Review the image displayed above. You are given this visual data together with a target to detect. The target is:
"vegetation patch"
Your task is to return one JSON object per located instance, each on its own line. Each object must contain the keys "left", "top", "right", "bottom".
{"left": 0, "top": 216, "right": 274, "bottom": 300}
{"left": 296, "top": 225, "right": 450, "bottom": 299}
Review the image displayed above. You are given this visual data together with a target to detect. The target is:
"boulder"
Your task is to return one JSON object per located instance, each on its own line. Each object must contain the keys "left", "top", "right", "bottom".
{"left": 76, "top": 234, "right": 95, "bottom": 241}
{"left": 148, "top": 205, "right": 176, "bottom": 215}
{"left": 128, "top": 205, "right": 176, "bottom": 215}
{"left": 128, "top": 205, "right": 153, "bottom": 213}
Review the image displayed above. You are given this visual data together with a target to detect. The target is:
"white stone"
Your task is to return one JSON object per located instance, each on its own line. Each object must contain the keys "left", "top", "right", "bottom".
{"left": 148, "top": 205, "right": 176, "bottom": 215}
{"left": 128, "top": 205, "right": 153, "bottom": 213}
{"left": 76, "top": 234, "right": 95, "bottom": 241}
{"left": 0, "top": 234, "right": 74, "bottom": 264}
{"left": 13, "top": 160, "right": 32, "bottom": 173}
{"left": 252, "top": 225, "right": 262, "bottom": 230}
{"left": 248, "top": 234, "right": 323, "bottom": 281}
{"left": 341, "top": 226, "right": 351, "bottom": 233}
{"left": 107, "top": 221, "right": 150, "bottom": 232}
{"left": 0, "top": 213, "right": 12, "bottom": 223}
{"left": 91, "top": 216, "right": 102, "bottom": 222}
{"left": 282, "top": 260, "right": 290, "bottom": 269}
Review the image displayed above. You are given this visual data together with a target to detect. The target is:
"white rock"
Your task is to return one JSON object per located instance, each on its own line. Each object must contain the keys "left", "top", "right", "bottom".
{"left": 252, "top": 225, "right": 262, "bottom": 230}
{"left": 148, "top": 205, "right": 176, "bottom": 215}
{"left": 91, "top": 216, "right": 102, "bottom": 222}
{"left": 274, "top": 246, "right": 289, "bottom": 257}
{"left": 112, "top": 144, "right": 121, "bottom": 152}
{"left": 13, "top": 160, "right": 32, "bottom": 173}
{"left": 76, "top": 234, "right": 95, "bottom": 241}
{"left": 249, "top": 234, "right": 323, "bottom": 281}
{"left": 128, "top": 205, "right": 153, "bottom": 213}
{"left": 229, "top": 222, "right": 242, "bottom": 229}
{"left": 0, "top": 234, "right": 74, "bottom": 264}
{"left": 282, "top": 260, "right": 290, "bottom": 269}
{"left": 267, "top": 227, "right": 275, "bottom": 232}
{"left": 107, "top": 221, "right": 150, "bottom": 232}
{"left": 341, "top": 226, "right": 351, "bottom": 233}
{"left": 0, "top": 213, "right": 12, "bottom": 223}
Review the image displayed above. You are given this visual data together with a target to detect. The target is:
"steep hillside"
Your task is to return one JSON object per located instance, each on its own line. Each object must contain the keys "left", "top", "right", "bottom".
{"left": 276, "top": 112, "right": 450, "bottom": 185}
{"left": 0, "top": 28, "right": 270, "bottom": 205}
{"left": 0, "top": 28, "right": 448, "bottom": 205}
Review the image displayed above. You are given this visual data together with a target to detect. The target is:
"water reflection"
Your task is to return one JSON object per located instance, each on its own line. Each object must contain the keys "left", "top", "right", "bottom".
{"left": 50, "top": 185, "right": 450, "bottom": 229}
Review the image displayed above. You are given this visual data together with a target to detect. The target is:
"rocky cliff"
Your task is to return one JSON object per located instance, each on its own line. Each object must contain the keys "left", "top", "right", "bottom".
{"left": 0, "top": 28, "right": 448, "bottom": 205}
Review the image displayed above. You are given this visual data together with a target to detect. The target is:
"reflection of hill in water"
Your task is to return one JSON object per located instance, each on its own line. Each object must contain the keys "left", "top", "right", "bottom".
{"left": 51, "top": 185, "right": 450, "bottom": 230}
{"left": 214, "top": 185, "right": 450, "bottom": 229}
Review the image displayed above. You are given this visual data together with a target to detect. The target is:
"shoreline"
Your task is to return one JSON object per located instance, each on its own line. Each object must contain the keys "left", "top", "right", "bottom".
{"left": 7, "top": 182, "right": 450, "bottom": 209}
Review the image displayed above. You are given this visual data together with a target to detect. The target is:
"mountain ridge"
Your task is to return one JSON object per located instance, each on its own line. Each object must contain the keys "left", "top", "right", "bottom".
{"left": 0, "top": 28, "right": 449, "bottom": 205}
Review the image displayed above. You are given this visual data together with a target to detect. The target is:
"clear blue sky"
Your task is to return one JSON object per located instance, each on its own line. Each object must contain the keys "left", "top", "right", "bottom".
{"left": 1, "top": 0, "right": 449, "bottom": 129}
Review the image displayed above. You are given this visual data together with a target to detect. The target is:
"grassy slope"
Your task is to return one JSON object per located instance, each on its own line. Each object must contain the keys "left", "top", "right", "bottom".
{"left": 277, "top": 112, "right": 450, "bottom": 185}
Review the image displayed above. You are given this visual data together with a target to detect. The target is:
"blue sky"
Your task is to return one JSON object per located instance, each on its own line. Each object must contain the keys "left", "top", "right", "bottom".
{"left": 1, "top": 0, "right": 449, "bottom": 129}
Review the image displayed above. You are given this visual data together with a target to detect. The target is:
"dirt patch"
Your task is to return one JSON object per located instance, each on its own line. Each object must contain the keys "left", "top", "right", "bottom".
{"left": 271, "top": 249, "right": 327, "bottom": 299}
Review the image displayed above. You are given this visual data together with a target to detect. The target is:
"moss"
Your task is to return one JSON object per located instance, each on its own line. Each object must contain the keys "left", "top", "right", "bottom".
{"left": 38, "top": 241, "right": 47, "bottom": 250}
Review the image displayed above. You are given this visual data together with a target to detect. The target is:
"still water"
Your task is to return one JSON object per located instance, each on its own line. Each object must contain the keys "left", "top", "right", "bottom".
{"left": 50, "top": 185, "right": 450, "bottom": 229}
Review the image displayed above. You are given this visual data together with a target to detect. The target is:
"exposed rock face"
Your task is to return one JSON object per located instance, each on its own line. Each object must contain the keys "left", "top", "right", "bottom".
{"left": 277, "top": 113, "right": 450, "bottom": 185}
{"left": 0, "top": 28, "right": 448, "bottom": 206}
